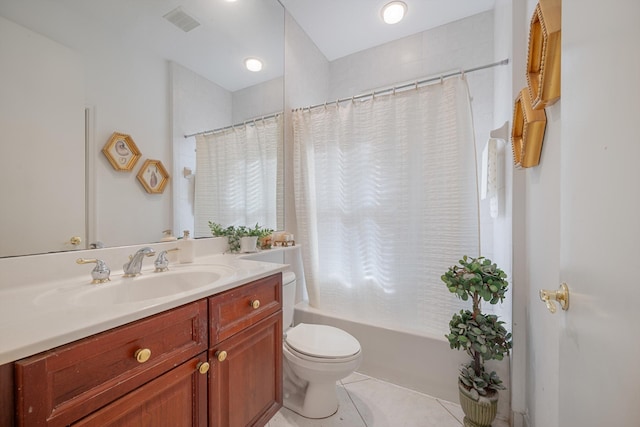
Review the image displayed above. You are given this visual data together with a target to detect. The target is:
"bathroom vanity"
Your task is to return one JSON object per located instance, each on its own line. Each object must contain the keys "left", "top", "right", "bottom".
{"left": 0, "top": 246, "right": 286, "bottom": 427}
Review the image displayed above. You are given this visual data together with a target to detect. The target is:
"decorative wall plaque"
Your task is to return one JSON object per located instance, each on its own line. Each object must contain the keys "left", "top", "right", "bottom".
{"left": 102, "top": 132, "right": 141, "bottom": 171}
{"left": 526, "top": 0, "right": 561, "bottom": 109}
{"left": 511, "top": 88, "right": 547, "bottom": 168}
{"left": 136, "top": 159, "right": 170, "bottom": 194}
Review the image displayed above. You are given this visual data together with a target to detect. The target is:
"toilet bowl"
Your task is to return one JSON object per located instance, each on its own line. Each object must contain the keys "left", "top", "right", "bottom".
{"left": 282, "top": 271, "right": 363, "bottom": 419}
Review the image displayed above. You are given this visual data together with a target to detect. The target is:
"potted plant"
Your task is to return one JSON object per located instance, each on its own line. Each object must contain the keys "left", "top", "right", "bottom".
{"left": 208, "top": 222, "right": 273, "bottom": 253}
{"left": 441, "top": 256, "right": 512, "bottom": 427}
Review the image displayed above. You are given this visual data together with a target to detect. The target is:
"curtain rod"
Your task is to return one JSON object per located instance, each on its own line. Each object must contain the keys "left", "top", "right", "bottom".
{"left": 184, "top": 58, "right": 509, "bottom": 138}
{"left": 295, "top": 58, "right": 509, "bottom": 112}
{"left": 184, "top": 111, "right": 282, "bottom": 139}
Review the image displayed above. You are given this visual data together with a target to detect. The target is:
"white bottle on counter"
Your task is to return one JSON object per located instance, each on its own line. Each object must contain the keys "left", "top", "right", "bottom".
{"left": 178, "top": 230, "right": 195, "bottom": 263}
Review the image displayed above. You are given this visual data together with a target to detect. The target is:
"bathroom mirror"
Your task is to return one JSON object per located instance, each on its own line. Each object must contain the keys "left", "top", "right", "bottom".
{"left": 0, "top": 0, "right": 285, "bottom": 258}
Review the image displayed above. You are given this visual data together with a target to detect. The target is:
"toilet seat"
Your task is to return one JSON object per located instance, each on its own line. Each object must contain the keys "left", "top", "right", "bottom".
{"left": 285, "top": 323, "right": 361, "bottom": 361}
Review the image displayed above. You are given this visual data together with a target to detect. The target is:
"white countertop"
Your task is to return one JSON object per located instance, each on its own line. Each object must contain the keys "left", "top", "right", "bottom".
{"left": 0, "top": 251, "right": 288, "bottom": 365}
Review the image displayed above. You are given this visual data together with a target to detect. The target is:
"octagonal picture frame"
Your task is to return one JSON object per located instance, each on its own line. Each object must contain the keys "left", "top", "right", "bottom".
{"left": 102, "top": 132, "right": 141, "bottom": 171}
{"left": 136, "top": 159, "right": 170, "bottom": 194}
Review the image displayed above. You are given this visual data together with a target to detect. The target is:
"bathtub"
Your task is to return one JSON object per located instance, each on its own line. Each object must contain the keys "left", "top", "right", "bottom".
{"left": 241, "top": 246, "right": 511, "bottom": 422}
{"left": 293, "top": 301, "right": 511, "bottom": 422}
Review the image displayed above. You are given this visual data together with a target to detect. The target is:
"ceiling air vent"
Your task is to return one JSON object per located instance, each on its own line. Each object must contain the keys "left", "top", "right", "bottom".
{"left": 163, "top": 7, "right": 200, "bottom": 32}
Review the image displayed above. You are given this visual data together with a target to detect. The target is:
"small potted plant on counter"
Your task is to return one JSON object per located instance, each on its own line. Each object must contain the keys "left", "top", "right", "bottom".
{"left": 209, "top": 222, "right": 273, "bottom": 253}
{"left": 441, "top": 256, "right": 512, "bottom": 427}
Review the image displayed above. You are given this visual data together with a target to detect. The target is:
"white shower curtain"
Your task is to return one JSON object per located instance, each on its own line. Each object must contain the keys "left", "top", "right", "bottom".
{"left": 293, "top": 77, "right": 480, "bottom": 337}
{"left": 195, "top": 115, "right": 282, "bottom": 236}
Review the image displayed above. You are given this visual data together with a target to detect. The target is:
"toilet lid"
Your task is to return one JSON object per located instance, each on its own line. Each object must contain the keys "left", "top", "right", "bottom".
{"left": 285, "top": 323, "right": 361, "bottom": 359}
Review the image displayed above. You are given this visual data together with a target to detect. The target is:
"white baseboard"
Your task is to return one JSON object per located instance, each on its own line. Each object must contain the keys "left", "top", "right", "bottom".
{"left": 512, "top": 410, "right": 530, "bottom": 427}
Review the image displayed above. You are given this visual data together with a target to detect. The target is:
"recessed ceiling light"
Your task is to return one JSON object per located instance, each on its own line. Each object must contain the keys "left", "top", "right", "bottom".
{"left": 245, "top": 57, "right": 263, "bottom": 72}
{"left": 381, "top": 1, "right": 407, "bottom": 25}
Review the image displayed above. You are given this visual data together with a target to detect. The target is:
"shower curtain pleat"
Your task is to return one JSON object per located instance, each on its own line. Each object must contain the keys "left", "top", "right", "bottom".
{"left": 293, "top": 77, "right": 481, "bottom": 337}
{"left": 194, "top": 115, "right": 282, "bottom": 235}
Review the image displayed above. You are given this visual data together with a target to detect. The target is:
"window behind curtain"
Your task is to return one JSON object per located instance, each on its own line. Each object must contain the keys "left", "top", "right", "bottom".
{"left": 195, "top": 114, "right": 283, "bottom": 235}
{"left": 293, "top": 77, "right": 482, "bottom": 337}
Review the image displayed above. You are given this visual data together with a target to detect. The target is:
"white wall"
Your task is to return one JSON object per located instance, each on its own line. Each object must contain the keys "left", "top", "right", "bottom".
{"left": 0, "top": 16, "right": 85, "bottom": 257}
{"left": 283, "top": 11, "right": 331, "bottom": 248}
{"left": 0, "top": 8, "right": 175, "bottom": 249}
{"left": 89, "top": 42, "right": 173, "bottom": 247}
{"left": 171, "top": 63, "right": 233, "bottom": 238}
{"left": 509, "top": 1, "right": 562, "bottom": 426}
{"left": 516, "top": 1, "right": 562, "bottom": 426}
{"left": 232, "top": 77, "right": 284, "bottom": 123}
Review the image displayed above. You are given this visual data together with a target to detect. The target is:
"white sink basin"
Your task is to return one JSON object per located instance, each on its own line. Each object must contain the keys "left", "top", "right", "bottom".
{"left": 75, "top": 270, "right": 223, "bottom": 306}
{"left": 34, "top": 265, "right": 235, "bottom": 307}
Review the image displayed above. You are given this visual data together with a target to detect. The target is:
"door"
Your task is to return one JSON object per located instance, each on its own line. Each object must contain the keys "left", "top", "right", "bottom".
{"left": 559, "top": 0, "right": 640, "bottom": 425}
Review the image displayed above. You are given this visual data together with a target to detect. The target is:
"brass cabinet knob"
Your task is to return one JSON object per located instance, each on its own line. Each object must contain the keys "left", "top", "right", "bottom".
{"left": 134, "top": 348, "right": 152, "bottom": 363}
{"left": 215, "top": 350, "right": 227, "bottom": 362}
{"left": 250, "top": 300, "right": 260, "bottom": 310}
{"left": 196, "top": 361, "right": 210, "bottom": 374}
{"left": 70, "top": 236, "right": 82, "bottom": 246}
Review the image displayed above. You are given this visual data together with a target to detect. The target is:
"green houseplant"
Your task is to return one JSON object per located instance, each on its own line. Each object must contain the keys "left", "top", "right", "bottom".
{"left": 441, "top": 256, "right": 512, "bottom": 427}
{"left": 208, "top": 222, "right": 273, "bottom": 253}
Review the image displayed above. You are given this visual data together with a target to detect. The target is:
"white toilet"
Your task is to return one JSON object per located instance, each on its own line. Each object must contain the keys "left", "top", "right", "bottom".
{"left": 281, "top": 271, "right": 363, "bottom": 419}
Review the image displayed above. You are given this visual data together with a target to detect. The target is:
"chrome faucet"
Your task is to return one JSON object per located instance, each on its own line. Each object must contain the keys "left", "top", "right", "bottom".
{"left": 123, "top": 247, "right": 155, "bottom": 277}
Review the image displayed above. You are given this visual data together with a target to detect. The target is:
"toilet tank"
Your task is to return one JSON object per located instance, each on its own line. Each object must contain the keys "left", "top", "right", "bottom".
{"left": 282, "top": 271, "right": 296, "bottom": 331}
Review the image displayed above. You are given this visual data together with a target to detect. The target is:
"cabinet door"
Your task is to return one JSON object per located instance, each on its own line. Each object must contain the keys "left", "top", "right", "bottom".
{"left": 209, "top": 311, "right": 282, "bottom": 427}
{"left": 73, "top": 354, "right": 208, "bottom": 427}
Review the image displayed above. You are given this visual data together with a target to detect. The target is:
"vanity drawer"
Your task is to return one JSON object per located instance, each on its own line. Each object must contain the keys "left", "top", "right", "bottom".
{"left": 209, "top": 273, "right": 282, "bottom": 344}
{"left": 15, "top": 300, "right": 208, "bottom": 427}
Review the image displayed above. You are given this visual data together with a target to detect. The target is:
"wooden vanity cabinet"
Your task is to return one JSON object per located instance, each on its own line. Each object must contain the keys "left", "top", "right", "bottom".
{"left": 208, "top": 273, "right": 283, "bottom": 427}
{"left": 15, "top": 300, "right": 208, "bottom": 426}
{"left": 10, "top": 273, "right": 283, "bottom": 427}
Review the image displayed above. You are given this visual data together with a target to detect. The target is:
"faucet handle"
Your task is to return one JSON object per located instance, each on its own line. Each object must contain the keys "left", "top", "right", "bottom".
{"left": 154, "top": 248, "right": 179, "bottom": 272}
{"left": 76, "top": 258, "right": 111, "bottom": 284}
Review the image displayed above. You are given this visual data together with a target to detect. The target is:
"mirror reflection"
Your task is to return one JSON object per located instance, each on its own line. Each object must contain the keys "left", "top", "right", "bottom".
{"left": 0, "top": 0, "right": 284, "bottom": 258}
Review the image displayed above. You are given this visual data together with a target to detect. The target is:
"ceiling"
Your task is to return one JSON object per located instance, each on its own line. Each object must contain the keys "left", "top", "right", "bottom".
{"left": 282, "top": 0, "right": 496, "bottom": 61}
{"left": 0, "top": 0, "right": 495, "bottom": 91}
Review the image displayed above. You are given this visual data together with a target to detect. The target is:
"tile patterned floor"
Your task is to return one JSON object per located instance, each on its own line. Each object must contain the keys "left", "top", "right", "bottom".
{"left": 268, "top": 373, "right": 510, "bottom": 427}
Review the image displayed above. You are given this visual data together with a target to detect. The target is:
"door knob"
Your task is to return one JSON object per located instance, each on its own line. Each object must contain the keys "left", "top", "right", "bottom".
{"left": 539, "top": 283, "right": 569, "bottom": 313}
